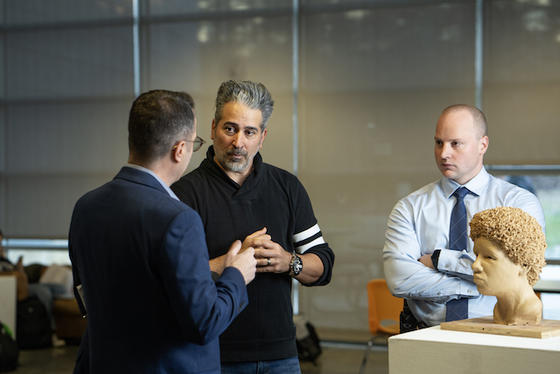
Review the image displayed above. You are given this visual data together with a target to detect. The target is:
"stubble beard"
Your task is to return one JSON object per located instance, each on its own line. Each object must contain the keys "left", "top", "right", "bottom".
{"left": 220, "top": 149, "right": 250, "bottom": 173}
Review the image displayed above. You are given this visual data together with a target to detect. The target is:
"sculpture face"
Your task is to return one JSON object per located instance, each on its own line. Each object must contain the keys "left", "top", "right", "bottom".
{"left": 472, "top": 237, "right": 525, "bottom": 296}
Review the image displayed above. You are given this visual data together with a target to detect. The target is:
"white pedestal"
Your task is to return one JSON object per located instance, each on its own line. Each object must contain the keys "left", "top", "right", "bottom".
{"left": 0, "top": 275, "right": 17, "bottom": 334}
{"left": 389, "top": 326, "right": 560, "bottom": 374}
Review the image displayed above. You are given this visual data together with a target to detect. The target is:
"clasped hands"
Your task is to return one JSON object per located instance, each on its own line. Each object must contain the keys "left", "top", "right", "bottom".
{"left": 241, "top": 227, "right": 291, "bottom": 273}
{"left": 211, "top": 227, "right": 292, "bottom": 282}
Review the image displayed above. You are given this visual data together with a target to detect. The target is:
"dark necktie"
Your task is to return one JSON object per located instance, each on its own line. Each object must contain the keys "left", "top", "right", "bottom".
{"left": 445, "top": 187, "right": 469, "bottom": 321}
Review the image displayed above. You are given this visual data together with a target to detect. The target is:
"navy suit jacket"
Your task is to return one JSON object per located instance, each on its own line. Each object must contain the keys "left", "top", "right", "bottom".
{"left": 69, "top": 167, "right": 248, "bottom": 374}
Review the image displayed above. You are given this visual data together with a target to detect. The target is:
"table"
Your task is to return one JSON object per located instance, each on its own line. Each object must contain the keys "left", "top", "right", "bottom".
{"left": 389, "top": 325, "right": 560, "bottom": 374}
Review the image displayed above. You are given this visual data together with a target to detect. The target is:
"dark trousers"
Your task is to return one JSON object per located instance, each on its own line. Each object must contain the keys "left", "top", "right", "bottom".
{"left": 399, "top": 300, "right": 428, "bottom": 333}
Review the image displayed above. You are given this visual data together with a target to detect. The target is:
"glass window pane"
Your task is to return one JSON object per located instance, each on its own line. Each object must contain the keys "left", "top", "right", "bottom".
{"left": 4, "top": 100, "right": 129, "bottom": 237}
{"left": 4, "top": 0, "right": 132, "bottom": 25}
{"left": 145, "top": 0, "right": 291, "bottom": 16}
{"left": 5, "top": 174, "right": 112, "bottom": 237}
{"left": 299, "top": 0, "right": 476, "bottom": 331}
{"left": 6, "top": 101, "right": 129, "bottom": 173}
{"left": 484, "top": 1, "right": 560, "bottom": 164}
{"left": 495, "top": 173, "right": 560, "bottom": 260}
{"left": 6, "top": 27, "right": 133, "bottom": 99}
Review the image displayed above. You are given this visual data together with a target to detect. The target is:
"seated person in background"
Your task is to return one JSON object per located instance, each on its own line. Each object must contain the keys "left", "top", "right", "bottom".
{"left": 470, "top": 206, "right": 546, "bottom": 325}
{"left": 38, "top": 264, "right": 74, "bottom": 299}
{"left": 0, "top": 229, "right": 29, "bottom": 301}
{"left": 0, "top": 229, "right": 67, "bottom": 329}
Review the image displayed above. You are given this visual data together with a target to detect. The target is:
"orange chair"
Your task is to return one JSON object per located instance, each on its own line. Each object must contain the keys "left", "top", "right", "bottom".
{"left": 358, "top": 279, "right": 403, "bottom": 374}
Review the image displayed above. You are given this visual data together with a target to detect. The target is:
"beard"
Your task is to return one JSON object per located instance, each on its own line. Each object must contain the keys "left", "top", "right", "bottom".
{"left": 219, "top": 149, "right": 250, "bottom": 172}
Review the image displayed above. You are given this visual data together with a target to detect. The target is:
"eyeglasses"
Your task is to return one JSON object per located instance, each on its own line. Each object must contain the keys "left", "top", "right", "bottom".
{"left": 172, "top": 136, "right": 206, "bottom": 153}
{"left": 188, "top": 136, "right": 206, "bottom": 152}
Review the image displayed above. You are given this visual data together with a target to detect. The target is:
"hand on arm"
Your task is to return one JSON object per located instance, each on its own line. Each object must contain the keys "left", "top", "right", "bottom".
{"left": 418, "top": 254, "right": 435, "bottom": 269}
{"left": 384, "top": 201, "right": 467, "bottom": 301}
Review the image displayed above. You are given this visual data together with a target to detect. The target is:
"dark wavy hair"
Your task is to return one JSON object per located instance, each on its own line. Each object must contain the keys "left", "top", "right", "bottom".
{"left": 128, "top": 90, "right": 195, "bottom": 163}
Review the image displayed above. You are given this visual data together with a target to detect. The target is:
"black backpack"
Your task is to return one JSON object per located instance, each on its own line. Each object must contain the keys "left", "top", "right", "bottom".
{"left": 16, "top": 296, "right": 52, "bottom": 349}
{"left": 0, "top": 322, "right": 18, "bottom": 372}
{"left": 295, "top": 318, "right": 322, "bottom": 365}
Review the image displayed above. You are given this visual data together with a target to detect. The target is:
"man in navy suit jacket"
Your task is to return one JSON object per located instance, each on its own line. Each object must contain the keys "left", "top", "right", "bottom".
{"left": 68, "top": 90, "right": 256, "bottom": 373}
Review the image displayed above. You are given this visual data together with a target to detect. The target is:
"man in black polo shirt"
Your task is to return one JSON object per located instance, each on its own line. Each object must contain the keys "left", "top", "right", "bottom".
{"left": 172, "top": 80, "right": 334, "bottom": 374}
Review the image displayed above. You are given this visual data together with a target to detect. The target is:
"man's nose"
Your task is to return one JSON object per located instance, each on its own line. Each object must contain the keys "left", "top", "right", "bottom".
{"left": 232, "top": 132, "right": 245, "bottom": 148}
{"left": 440, "top": 143, "right": 451, "bottom": 159}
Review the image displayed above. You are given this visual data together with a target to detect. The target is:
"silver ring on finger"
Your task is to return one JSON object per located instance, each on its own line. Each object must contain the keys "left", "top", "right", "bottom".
{"left": 267, "top": 258, "right": 271, "bottom": 266}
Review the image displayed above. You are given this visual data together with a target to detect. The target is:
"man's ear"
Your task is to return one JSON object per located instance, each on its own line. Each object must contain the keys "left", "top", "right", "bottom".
{"left": 480, "top": 135, "right": 489, "bottom": 155}
{"left": 171, "top": 141, "right": 186, "bottom": 163}
{"left": 211, "top": 119, "right": 216, "bottom": 140}
{"left": 259, "top": 128, "right": 268, "bottom": 150}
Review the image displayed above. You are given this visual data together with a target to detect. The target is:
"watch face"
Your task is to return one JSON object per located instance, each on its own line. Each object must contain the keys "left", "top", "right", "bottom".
{"left": 292, "top": 255, "right": 303, "bottom": 275}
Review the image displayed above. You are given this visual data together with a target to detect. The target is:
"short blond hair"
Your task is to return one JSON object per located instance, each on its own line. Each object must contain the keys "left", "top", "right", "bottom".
{"left": 469, "top": 207, "right": 546, "bottom": 286}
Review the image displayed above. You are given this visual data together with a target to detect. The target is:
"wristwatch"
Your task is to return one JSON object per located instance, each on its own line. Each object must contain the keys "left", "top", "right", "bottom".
{"left": 289, "top": 253, "right": 303, "bottom": 277}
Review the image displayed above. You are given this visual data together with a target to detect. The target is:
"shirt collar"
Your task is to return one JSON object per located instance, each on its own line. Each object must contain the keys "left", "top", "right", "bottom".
{"left": 125, "top": 163, "right": 179, "bottom": 201}
{"left": 440, "top": 167, "right": 489, "bottom": 199}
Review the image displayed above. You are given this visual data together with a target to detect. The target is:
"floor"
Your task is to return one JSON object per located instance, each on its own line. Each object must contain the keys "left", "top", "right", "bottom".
{"left": 12, "top": 341, "right": 389, "bottom": 374}
{"left": 14, "top": 345, "right": 79, "bottom": 374}
{"left": 301, "top": 342, "right": 388, "bottom": 374}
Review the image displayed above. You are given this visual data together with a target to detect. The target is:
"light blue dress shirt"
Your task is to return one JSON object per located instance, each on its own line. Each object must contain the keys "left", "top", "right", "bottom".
{"left": 383, "top": 167, "right": 545, "bottom": 326}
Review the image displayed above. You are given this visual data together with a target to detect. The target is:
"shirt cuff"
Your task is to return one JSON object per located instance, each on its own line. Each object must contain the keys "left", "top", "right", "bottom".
{"left": 431, "top": 250, "right": 441, "bottom": 270}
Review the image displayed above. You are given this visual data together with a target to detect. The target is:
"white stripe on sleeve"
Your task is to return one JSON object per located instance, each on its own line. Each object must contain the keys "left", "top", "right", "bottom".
{"left": 296, "top": 237, "right": 326, "bottom": 253}
{"left": 292, "top": 223, "right": 320, "bottom": 243}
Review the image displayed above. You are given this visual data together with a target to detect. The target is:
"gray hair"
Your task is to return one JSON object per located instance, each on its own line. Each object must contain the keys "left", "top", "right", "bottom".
{"left": 214, "top": 80, "right": 274, "bottom": 129}
{"left": 442, "top": 104, "right": 488, "bottom": 137}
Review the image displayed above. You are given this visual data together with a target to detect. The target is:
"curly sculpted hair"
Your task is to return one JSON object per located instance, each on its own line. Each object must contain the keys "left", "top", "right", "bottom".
{"left": 469, "top": 206, "right": 546, "bottom": 286}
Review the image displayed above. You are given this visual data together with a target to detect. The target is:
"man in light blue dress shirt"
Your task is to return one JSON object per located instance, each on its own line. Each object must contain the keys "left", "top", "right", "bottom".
{"left": 383, "top": 104, "right": 545, "bottom": 331}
